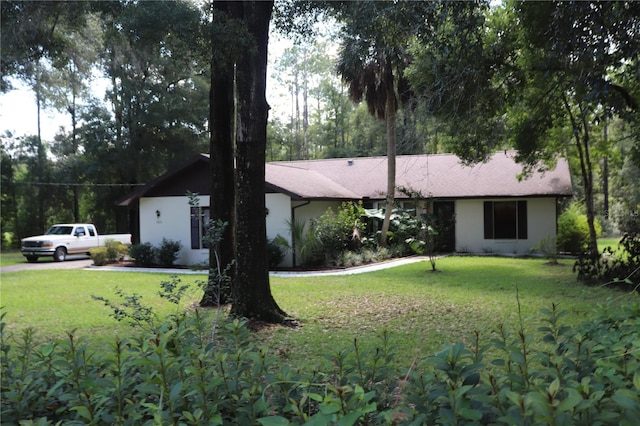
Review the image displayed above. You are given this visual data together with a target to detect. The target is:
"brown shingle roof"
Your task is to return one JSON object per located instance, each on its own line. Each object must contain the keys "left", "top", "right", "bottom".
{"left": 266, "top": 151, "right": 572, "bottom": 200}
{"left": 118, "top": 151, "right": 572, "bottom": 206}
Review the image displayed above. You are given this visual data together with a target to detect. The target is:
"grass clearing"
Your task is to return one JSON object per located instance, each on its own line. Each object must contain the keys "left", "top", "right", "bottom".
{"left": 1, "top": 270, "right": 208, "bottom": 343}
{"left": 266, "top": 256, "right": 630, "bottom": 369}
{"left": 2, "top": 256, "right": 633, "bottom": 372}
{"left": 598, "top": 236, "right": 623, "bottom": 252}
{"left": 0, "top": 250, "right": 25, "bottom": 267}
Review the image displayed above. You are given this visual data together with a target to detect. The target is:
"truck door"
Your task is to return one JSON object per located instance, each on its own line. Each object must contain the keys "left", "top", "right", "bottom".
{"left": 72, "top": 226, "right": 91, "bottom": 253}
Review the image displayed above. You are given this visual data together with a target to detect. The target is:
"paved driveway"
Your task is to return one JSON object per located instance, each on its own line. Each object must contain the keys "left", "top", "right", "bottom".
{"left": 1, "top": 255, "right": 94, "bottom": 273}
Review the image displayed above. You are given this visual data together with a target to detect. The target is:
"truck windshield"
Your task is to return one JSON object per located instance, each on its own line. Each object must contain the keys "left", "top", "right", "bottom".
{"left": 45, "top": 226, "right": 74, "bottom": 235}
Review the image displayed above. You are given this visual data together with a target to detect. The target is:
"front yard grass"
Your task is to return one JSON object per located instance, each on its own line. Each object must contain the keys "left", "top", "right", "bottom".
{"left": 2, "top": 256, "right": 635, "bottom": 372}
{"left": 0, "top": 250, "right": 25, "bottom": 267}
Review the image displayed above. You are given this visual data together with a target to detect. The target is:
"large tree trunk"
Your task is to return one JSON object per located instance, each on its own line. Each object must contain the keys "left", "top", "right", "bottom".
{"left": 380, "top": 61, "right": 397, "bottom": 248}
{"left": 228, "top": 1, "right": 288, "bottom": 322}
{"left": 202, "top": 1, "right": 237, "bottom": 307}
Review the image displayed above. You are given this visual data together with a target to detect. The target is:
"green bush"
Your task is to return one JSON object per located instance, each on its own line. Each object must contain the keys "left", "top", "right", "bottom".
{"left": 267, "top": 237, "right": 285, "bottom": 268}
{"left": 128, "top": 242, "right": 156, "bottom": 267}
{"left": 557, "top": 204, "right": 602, "bottom": 253}
{"left": 313, "top": 202, "right": 365, "bottom": 264}
{"left": 2, "top": 231, "right": 16, "bottom": 250}
{"left": 2, "top": 298, "right": 639, "bottom": 425}
{"left": 90, "top": 240, "right": 127, "bottom": 266}
{"left": 89, "top": 247, "right": 110, "bottom": 266}
{"left": 157, "top": 238, "right": 182, "bottom": 267}
{"left": 575, "top": 232, "right": 640, "bottom": 286}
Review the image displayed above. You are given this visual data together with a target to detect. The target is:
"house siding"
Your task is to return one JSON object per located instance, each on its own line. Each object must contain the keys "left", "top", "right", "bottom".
{"left": 140, "top": 196, "right": 210, "bottom": 265}
{"left": 455, "top": 197, "right": 557, "bottom": 254}
{"left": 266, "top": 193, "right": 294, "bottom": 266}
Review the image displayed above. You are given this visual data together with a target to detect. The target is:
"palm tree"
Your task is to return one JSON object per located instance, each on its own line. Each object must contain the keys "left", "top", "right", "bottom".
{"left": 336, "top": 21, "right": 411, "bottom": 247}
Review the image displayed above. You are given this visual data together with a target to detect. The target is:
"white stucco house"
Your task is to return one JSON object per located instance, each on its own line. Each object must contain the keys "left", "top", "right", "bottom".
{"left": 117, "top": 151, "right": 573, "bottom": 267}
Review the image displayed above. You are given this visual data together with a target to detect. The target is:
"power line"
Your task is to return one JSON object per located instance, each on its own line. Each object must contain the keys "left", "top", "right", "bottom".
{"left": 1, "top": 180, "right": 146, "bottom": 187}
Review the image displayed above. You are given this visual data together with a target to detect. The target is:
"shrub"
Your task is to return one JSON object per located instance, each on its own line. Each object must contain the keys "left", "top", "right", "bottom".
{"left": 2, "top": 231, "right": 16, "bottom": 250}
{"left": 128, "top": 242, "right": 156, "bottom": 267}
{"left": 157, "top": 238, "right": 182, "bottom": 267}
{"left": 267, "top": 237, "right": 285, "bottom": 268}
{"left": 575, "top": 232, "right": 640, "bottom": 287}
{"left": 105, "top": 239, "right": 127, "bottom": 260}
{"left": 89, "top": 247, "right": 110, "bottom": 266}
{"left": 90, "top": 240, "right": 127, "bottom": 266}
{"left": 2, "top": 301, "right": 639, "bottom": 425}
{"left": 388, "top": 210, "right": 424, "bottom": 255}
{"left": 557, "top": 204, "right": 602, "bottom": 253}
{"left": 313, "top": 202, "right": 365, "bottom": 264}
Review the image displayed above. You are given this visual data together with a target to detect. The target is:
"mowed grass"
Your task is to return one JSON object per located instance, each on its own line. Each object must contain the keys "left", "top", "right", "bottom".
{"left": 1, "top": 270, "right": 207, "bottom": 342}
{"left": 0, "top": 250, "right": 25, "bottom": 267}
{"left": 2, "top": 256, "right": 634, "bottom": 371}
{"left": 266, "top": 256, "right": 632, "bottom": 369}
{"left": 598, "top": 236, "right": 626, "bottom": 253}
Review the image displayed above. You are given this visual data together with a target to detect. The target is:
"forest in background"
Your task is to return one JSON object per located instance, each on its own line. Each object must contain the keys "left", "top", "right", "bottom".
{"left": 1, "top": 0, "right": 639, "bottom": 248}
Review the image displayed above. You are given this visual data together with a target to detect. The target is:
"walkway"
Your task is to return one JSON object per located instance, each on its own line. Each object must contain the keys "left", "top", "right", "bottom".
{"left": 87, "top": 256, "right": 433, "bottom": 276}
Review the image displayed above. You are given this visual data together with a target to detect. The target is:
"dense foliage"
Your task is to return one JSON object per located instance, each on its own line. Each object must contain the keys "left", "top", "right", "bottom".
{"left": 89, "top": 239, "right": 128, "bottom": 266}
{"left": 2, "top": 298, "right": 639, "bottom": 424}
{"left": 312, "top": 202, "right": 365, "bottom": 264}
{"left": 3, "top": 1, "right": 638, "bottom": 248}
{"left": 557, "top": 204, "right": 602, "bottom": 254}
{"left": 575, "top": 232, "right": 640, "bottom": 288}
{"left": 127, "top": 239, "right": 182, "bottom": 267}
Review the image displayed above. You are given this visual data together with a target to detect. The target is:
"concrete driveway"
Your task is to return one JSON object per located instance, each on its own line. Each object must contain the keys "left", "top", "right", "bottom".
{"left": 1, "top": 255, "right": 94, "bottom": 273}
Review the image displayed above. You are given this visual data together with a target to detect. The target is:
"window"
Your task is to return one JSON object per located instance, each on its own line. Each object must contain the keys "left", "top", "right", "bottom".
{"left": 190, "top": 206, "right": 210, "bottom": 249}
{"left": 484, "top": 200, "right": 527, "bottom": 239}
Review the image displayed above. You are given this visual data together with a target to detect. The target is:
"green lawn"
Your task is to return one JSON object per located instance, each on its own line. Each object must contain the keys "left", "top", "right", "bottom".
{"left": 2, "top": 256, "right": 633, "bottom": 371}
{"left": 0, "top": 250, "right": 25, "bottom": 267}
{"left": 598, "top": 236, "right": 623, "bottom": 252}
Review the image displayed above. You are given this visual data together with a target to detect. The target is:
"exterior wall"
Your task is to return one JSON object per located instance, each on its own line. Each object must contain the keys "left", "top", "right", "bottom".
{"left": 293, "top": 200, "right": 341, "bottom": 227}
{"left": 455, "top": 197, "right": 557, "bottom": 254}
{"left": 139, "top": 194, "right": 559, "bottom": 266}
{"left": 139, "top": 196, "right": 210, "bottom": 265}
{"left": 271, "top": 199, "right": 342, "bottom": 267}
{"left": 266, "top": 193, "right": 293, "bottom": 267}
{"left": 140, "top": 194, "right": 296, "bottom": 267}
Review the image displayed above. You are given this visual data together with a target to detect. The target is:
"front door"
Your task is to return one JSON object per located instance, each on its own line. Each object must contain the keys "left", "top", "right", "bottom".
{"left": 433, "top": 201, "right": 455, "bottom": 252}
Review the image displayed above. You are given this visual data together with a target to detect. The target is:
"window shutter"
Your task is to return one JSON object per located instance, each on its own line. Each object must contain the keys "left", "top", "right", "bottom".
{"left": 190, "top": 207, "right": 200, "bottom": 249}
{"left": 484, "top": 201, "right": 493, "bottom": 239}
{"left": 517, "top": 200, "right": 528, "bottom": 239}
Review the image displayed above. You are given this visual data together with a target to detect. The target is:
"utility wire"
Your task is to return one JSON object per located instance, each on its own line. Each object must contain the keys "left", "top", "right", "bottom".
{"left": 1, "top": 180, "right": 146, "bottom": 187}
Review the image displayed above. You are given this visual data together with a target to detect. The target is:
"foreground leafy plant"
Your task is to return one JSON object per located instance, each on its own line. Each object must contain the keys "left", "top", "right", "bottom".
{"left": 2, "top": 297, "right": 639, "bottom": 425}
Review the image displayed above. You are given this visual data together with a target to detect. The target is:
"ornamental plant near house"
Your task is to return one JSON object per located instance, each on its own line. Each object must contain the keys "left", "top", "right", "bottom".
{"left": 128, "top": 242, "right": 156, "bottom": 267}
{"left": 313, "top": 201, "right": 365, "bottom": 264}
{"left": 157, "top": 238, "right": 182, "bottom": 267}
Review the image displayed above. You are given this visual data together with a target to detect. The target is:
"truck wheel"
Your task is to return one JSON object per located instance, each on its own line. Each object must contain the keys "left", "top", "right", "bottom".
{"left": 53, "top": 247, "right": 67, "bottom": 262}
{"left": 26, "top": 256, "right": 38, "bottom": 263}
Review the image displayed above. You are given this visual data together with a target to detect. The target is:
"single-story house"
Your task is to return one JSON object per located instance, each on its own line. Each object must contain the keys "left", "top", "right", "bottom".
{"left": 117, "top": 151, "right": 573, "bottom": 266}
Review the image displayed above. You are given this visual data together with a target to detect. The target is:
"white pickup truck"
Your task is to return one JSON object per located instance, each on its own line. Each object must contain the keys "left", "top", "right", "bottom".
{"left": 21, "top": 223, "right": 132, "bottom": 262}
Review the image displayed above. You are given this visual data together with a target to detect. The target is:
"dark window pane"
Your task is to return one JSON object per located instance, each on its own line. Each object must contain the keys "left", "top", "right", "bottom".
{"left": 190, "top": 207, "right": 200, "bottom": 249}
{"left": 484, "top": 201, "right": 494, "bottom": 239}
{"left": 517, "top": 200, "right": 528, "bottom": 239}
{"left": 201, "top": 207, "right": 210, "bottom": 249}
{"left": 494, "top": 201, "right": 517, "bottom": 239}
